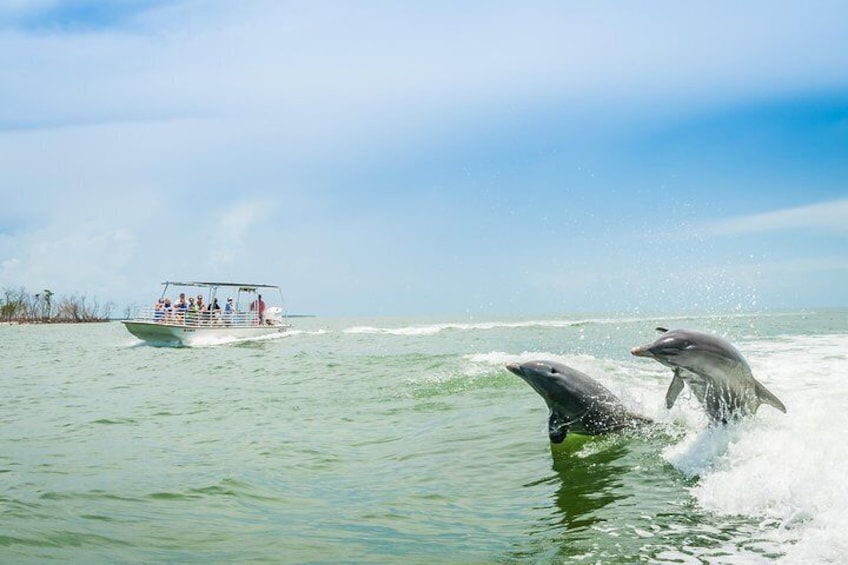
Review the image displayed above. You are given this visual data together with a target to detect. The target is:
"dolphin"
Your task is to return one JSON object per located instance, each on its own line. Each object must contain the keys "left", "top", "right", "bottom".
{"left": 630, "top": 328, "right": 786, "bottom": 424}
{"left": 506, "top": 360, "right": 651, "bottom": 443}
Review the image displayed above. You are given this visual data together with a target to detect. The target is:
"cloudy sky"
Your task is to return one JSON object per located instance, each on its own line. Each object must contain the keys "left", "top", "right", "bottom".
{"left": 1, "top": 1, "right": 846, "bottom": 317}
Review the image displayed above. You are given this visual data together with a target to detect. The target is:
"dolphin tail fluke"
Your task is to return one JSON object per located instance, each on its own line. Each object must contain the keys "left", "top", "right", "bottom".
{"left": 755, "top": 381, "right": 787, "bottom": 413}
{"left": 665, "top": 369, "right": 685, "bottom": 409}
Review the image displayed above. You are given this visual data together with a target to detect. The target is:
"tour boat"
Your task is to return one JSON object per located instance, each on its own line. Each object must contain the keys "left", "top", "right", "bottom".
{"left": 122, "top": 281, "right": 292, "bottom": 346}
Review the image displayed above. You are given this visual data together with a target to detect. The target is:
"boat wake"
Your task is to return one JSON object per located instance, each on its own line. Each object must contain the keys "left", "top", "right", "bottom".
{"left": 344, "top": 319, "right": 591, "bottom": 336}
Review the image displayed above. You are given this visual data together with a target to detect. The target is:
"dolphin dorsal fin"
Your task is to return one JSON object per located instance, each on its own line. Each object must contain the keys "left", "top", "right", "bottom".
{"left": 665, "top": 368, "right": 685, "bottom": 409}
{"left": 755, "top": 381, "right": 787, "bottom": 413}
{"left": 655, "top": 326, "right": 669, "bottom": 334}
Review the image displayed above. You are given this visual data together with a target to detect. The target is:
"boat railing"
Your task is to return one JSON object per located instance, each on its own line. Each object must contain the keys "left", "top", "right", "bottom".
{"left": 129, "top": 306, "right": 281, "bottom": 328}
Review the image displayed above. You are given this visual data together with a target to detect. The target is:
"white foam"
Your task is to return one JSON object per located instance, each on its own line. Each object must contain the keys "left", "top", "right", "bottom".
{"left": 180, "top": 330, "right": 294, "bottom": 347}
{"left": 482, "top": 333, "right": 848, "bottom": 562}
{"left": 286, "top": 328, "right": 329, "bottom": 336}
{"left": 465, "top": 350, "right": 596, "bottom": 367}
{"left": 663, "top": 334, "right": 848, "bottom": 564}
{"left": 342, "top": 316, "right": 668, "bottom": 337}
{"left": 344, "top": 319, "right": 590, "bottom": 336}
{"left": 342, "top": 311, "right": 807, "bottom": 338}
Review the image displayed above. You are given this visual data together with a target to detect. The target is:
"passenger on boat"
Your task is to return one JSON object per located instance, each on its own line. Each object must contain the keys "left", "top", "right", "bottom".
{"left": 196, "top": 295, "right": 206, "bottom": 324}
{"left": 209, "top": 298, "right": 222, "bottom": 324}
{"left": 163, "top": 298, "right": 173, "bottom": 322}
{"left": 187, "top": 297, "right": 198, "bottom": 326}
{"left": 175, "top": 293, "right": 187, "bottom": 323}
{"left": 154, "top": 298, "right": 165, "bottom": 322}
{"left": 223, "top": 297, "right": 235, "bottom": 326}
{"left": 251, "top": 295, "right": 266, "bottom": 325}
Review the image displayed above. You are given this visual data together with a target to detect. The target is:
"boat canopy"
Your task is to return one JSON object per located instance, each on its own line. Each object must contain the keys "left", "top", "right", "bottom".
{"left": 157, "top": 281, "right": 286, "bottom": 310}
{"left": 162, "top": 281, "right": 281, "bottom": 290}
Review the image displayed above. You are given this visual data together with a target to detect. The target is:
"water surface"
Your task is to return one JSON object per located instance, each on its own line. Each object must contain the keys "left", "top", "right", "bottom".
{"left": 2, "top": 310, "right": 846, "bottom": 563}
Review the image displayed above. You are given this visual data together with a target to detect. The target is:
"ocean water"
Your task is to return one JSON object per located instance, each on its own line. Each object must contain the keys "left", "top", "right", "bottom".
{"left": 1, "top": 310, "right": 847, "bottom": 564}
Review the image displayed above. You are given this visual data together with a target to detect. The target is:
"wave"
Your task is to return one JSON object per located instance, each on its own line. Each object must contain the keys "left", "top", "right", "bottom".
{"left": 464, "top": 350, "right": 604, "bottom": 371}
{"left": 286, "top": 328, "right": 330, "bottom": 337}
{"left": 342, "top": 310, "right": 818, "bottom": 338}
{"left": 663, "top": 334, "right": 848, "bottom": 564}
{"left": 344, "top": 318, "right": 639, "bottom": 337}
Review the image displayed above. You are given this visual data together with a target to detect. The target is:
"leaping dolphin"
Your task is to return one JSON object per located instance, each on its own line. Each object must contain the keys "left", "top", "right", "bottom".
{"left": 630, "top": 328, "right": 786, "bottom": 424}
{"left": 506, "top": 360, "right": 651, "bottom": 443}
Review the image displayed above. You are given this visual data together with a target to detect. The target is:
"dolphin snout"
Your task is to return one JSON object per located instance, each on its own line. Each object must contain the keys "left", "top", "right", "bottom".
{"left": 505, "top": 362, "right": 523, "bottom": 376}
{"left": 630, "top": 345, "right": 650, "bottom": 357}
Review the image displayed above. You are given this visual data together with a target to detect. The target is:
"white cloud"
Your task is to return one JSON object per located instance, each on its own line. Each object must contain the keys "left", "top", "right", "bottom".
{"left": 0, "top": 225, "right": 136, "bottom": 296}
{"left": 704, "top": 198, "right": 848, "bottom": 236}
{"left": 2, "top": 1, "right": 848, "bottom": 136}
{"left": 1, "top": 2, "right": 847, "bottom": 315}
{"left": 207, "top": 200, "right": 272, "bottom": 270}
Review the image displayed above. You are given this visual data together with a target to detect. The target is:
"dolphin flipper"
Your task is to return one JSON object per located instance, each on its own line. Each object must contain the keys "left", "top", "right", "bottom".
{"left": 548, "top": 411, "right": 569, "bottom": 444}
{"left": 754, "top": 381, "right": 787, "bottom": 413}
{"left": 665, "top": 368, "right": 685, "bottom": 409}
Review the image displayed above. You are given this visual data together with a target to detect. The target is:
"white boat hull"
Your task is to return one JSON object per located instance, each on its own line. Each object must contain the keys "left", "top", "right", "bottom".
{"left": 122, "top": 320, "right": 291, "bottom": 346}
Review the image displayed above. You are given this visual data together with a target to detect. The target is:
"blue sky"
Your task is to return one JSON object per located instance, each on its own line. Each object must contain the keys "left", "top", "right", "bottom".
{"left": 1, "top": 1, "right": 846, "bottom": 317}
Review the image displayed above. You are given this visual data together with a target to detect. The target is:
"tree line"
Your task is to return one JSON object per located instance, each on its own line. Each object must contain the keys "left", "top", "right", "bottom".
{"left": 1, "top": 287, "right": 113, "bottom": 323}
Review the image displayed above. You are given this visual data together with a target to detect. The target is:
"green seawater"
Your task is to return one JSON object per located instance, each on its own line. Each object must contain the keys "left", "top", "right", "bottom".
{"left": 1, "top": 310, "right": 847, "bottom": 564}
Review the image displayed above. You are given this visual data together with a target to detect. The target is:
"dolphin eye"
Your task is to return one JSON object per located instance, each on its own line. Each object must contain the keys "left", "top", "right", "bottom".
{"left": 666, "top": 337, "right": 692, "bottom": 348}
{"left": 656, "top": 337, "right": 690, "bottom": 354}
{"left": 549, "top": 367, "right": 559, "bottom": 374}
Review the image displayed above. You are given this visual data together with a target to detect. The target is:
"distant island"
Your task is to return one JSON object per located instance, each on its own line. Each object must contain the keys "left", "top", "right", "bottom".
{"left": 1, "top": 287, "right": 112, "bottom": 324}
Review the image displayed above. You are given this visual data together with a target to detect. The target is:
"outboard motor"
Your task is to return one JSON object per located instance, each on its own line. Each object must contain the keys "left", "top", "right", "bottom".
{"left": 264, "top": 306, "right": 283, "bottom": 325}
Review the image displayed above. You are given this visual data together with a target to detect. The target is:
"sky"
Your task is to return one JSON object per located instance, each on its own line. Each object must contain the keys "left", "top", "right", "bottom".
{"left": 0, "top": 0, "right": 846, "bottom": 317}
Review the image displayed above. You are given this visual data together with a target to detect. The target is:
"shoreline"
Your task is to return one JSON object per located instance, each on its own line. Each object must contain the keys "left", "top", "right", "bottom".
{"left": 0, "top": 319, "right": 111, "bottom": 326}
